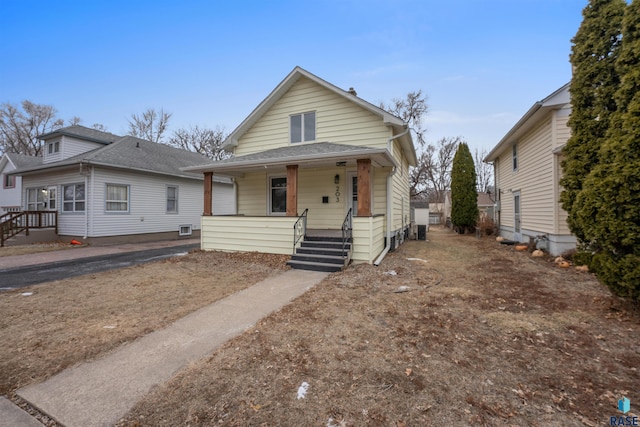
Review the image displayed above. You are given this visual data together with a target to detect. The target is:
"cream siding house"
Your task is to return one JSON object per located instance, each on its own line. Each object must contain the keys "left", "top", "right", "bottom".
{"left": 6, "top": 125, "right": 235, "bottom": 244}
{"left": 484, "top": 83, "right": 575, "bottom": 255}
{"left": 185, "top": 67, "right": 416, "bottom": 270}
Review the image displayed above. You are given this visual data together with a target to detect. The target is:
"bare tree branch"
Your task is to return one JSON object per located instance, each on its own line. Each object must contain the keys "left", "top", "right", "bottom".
{"left": 0, "top": 100, "right": 64, "bottom": 155}
{"left": 380, "top": 90, "right": 428, "bottom": 146}
{"left": 474, "top": 147, "right": 494, "bottom": 193}
{"left": 127, "top": 108, "right": 172, "bottom": 143}
{"left": 168, "top": 125, "right": 230, "bottom": 160}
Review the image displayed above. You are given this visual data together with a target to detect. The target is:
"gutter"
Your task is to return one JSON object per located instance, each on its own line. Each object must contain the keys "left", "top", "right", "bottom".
{"left": 374, "top": 126, "right": 411, "bottom": 266}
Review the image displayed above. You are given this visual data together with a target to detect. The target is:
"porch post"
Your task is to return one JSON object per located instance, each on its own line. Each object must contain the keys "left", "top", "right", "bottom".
{"left": 286, "top": 165, "right": 298, "bottom": 217}
{"left": 357, "top": 159, "right": 372, "bottom": 216}
{"left": 203, "top": 172, "right": 213, "bottom": 216}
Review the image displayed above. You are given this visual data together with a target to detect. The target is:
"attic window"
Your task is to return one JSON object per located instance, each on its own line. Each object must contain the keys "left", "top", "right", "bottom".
{"left": 290, "top": 112, "right": 315, "bottom": 143}
{"left": 48, "top": 141, "right": 60, "bottom": 154}
{"left": 512, "top": 143, "right": 518, "bottom": 172}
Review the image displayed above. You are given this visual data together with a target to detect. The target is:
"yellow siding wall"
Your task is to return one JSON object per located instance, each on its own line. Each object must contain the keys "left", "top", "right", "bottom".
{"left": 352, "top": 215, "right": 385, "bottom": 263}
{"left": 236, "top": 166, "right": 390, "bottom": 230}
{"left": 201, "top": 216, "right": 297, "bottom": 254}
{"left": 235, "top": 77, "right": 392, "bottom": 156}
{"left": 496, "top": 115, "right": 554, "bottom": 233}
{"left": 495, "top": 109, "right": 577, "bottom": 236}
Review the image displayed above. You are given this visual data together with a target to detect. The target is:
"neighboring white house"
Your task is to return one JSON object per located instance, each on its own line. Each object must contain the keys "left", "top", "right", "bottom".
{"left": 184, "top": 67, "right": 417, "bottom": 269}
{"left": 484, "top": 83, "right": 576, "bottom": 255}
{"left": 5, "top": 125, "right": 235, "bottom": 244}
{"left": 1, "top": 153, "right": 42, "bottom": 214}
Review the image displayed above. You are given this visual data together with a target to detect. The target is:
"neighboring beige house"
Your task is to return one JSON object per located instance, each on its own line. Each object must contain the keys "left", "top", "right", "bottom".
{"left": 484, "top": 83, "right": 575, "bottom": 255}
{"left": 185, "top": 67, "right": 417, "bottom": 271}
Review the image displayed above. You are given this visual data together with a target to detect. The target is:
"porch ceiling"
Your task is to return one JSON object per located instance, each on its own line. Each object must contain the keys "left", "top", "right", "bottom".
{"left": 182, "top": 142, "right": 398, "bottom": 177}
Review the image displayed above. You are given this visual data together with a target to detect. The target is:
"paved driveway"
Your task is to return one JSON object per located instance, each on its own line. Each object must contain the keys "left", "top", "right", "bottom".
{"left": 0, "top": 243, "right": 198, "bottom": 290}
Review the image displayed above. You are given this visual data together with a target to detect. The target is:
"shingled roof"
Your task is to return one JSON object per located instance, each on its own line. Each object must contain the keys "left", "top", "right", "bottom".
{"left": 37, "top": 125, "right": 122, "bottom": 145}
{"left": 12, "top": 135, "right": 216, "bottom": 180}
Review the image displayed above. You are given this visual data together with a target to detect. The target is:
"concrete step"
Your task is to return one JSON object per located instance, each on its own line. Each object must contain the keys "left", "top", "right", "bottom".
{"left": 287, "top": 259, "right": 343, "bottom": 272}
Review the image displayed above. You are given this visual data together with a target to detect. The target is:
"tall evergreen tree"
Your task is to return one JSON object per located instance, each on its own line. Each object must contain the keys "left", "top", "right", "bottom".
{"left": 450, "top": 142, "right": 478, "bottom": 233}
{"left": 575, "top": 0, "right": 640, "bottom": 299}
{"left": 560, "top": 0, "right": 626, "bottom": 242}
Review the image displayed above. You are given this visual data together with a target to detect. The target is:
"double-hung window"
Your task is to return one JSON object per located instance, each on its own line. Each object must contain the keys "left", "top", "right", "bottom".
{"left": 290, "top": 111, "right": 316, "bottom": 143}
{"left": 48, "top": 141, "right": 60, "bottom": 154}
{"left": 269, "top": 176, "right": 287, "bottom": 215}
{"left": 63, "top": 183, "right": 85, "bottom": 212}
{"left": 105, "top": 184, "right": 129, "bottom": 212}
{"left": 166, "top": 186, "right": 178, "bottom": 213}
{"left": 3, "top": 174, "right": 15, "bottom": 188}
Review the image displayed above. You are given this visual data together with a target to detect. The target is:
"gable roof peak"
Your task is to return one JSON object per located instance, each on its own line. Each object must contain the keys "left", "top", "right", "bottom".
{"left": 222, "top": 66, "right": 407, "bottom": 151}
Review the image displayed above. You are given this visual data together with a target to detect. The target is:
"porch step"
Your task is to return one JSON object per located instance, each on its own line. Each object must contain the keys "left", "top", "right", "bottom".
{"left": 287, "top": 259, "right": 344, "bottom": 273}
{"left": 304, "top": 235, "right": 351, "bottom": 243}
{"left": 291, "top": 253, "right": 345, "bottom": 265}
{"left": 296, "top": 246, "right": 349, "bottom": 257}
{"left": 300, "top": 240, "right": 352, "bottom": 251}
{"left": 288, "top": 234, "right": 352, "bottom": 272}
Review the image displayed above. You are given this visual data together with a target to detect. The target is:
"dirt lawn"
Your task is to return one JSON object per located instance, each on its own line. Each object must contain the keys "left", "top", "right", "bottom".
{"left": 2, "top": 228, "right": 639, "bottom": 426}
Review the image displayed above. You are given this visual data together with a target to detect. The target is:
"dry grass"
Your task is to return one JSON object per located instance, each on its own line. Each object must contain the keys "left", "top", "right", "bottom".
{"left": 117, "top": 228, "right": 640, "bottom": 427}
{"left": 0, "top": 250, "right": 290, "bottom": 396}
{"left": 3, "top": 229, "right": 639, "bottom": 426}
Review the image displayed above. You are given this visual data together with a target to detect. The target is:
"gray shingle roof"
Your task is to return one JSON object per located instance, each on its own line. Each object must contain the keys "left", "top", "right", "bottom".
{"left": 211, "top": 142, "right": 380, "bottom": 165}
{"left": 38, "top": 125, "right": 122, "bottom": 144}
{"left": 6, "top": 152, "right": 43, "bottom": 169}
{"left": 12, "top": 136, "right": 216, "bottom": 180}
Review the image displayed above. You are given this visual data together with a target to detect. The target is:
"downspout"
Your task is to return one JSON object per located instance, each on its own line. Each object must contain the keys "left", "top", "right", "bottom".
{"left": 374, "top": 126, "right": 411, "bottom": 266}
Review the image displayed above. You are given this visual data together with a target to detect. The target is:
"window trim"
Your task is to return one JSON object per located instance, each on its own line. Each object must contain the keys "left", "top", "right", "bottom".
{"left": 512, "top": 143, "right": 518, "bottom": 172}
{"left": 267, "top": 174, "right": 287, "bottom": 216}
{"left": 289, "top": 111, "right": 316, "bottom": 144}
{"left": 3, "top": 174, "right": 15, "bottom": 189}
{"left": 166, "top": 185, "right": 179, "bottom": 214}
{"left": 104, "top": 183, "right": 130, "bottom": 213}
{"left": 62, "top": 183, "right": 86, "bottom": 213}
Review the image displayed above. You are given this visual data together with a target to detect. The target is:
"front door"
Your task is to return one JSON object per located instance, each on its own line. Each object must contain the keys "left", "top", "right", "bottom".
{"left": 513, "top": 191, "right": 521, "bottom": 242}
{"left": 347, "top": 173, "right": 358, "bottom": 216}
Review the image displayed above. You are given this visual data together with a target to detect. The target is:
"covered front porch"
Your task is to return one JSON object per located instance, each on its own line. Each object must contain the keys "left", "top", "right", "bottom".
{"left": 200, "top": 214, "right": 385, "bottom": 264}
{"left": 185, "top": 142, "right": 398, "bottom": 265}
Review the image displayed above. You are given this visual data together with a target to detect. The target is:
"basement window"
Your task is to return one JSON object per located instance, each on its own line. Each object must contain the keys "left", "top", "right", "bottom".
{"left": 179, "top": 224, "right": 192, "bottom": 236}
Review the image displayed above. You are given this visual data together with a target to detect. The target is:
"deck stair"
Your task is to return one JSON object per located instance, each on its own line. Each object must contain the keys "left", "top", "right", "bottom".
{"left": 288, "top": 233, "right": 352, "bottom": 272}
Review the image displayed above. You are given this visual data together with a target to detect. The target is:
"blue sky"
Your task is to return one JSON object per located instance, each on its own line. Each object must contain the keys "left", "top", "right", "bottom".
{"left": 1, "top": 0, "right": 585, "bottom": 154}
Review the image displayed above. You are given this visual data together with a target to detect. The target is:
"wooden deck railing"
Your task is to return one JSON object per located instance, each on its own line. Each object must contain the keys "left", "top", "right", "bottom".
{"left": 0, "top": 210, "right": 58, "bottom": 247}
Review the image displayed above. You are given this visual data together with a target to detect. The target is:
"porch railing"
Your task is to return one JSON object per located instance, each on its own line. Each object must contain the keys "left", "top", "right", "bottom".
{"left": 0, "top": 210, "right": 58, "bottom": 247}
{"left": 292, "top": 208, "right": 308, "bottom": 253}
{"left": 341, "top": 208, "right": 353, "bottom": 254}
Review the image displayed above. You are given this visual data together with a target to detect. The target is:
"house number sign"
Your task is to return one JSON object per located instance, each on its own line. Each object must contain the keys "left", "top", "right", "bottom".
{"left": 335, "top": 186, "right": 340, "bottom": 203}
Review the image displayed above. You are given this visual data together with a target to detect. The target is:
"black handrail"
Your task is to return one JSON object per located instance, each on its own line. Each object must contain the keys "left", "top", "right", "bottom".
{"left": 341, "top": 208, "right": 353, "bottom": 254}
{"left": 292, "top": 209, "right": 308, "bottom": 253}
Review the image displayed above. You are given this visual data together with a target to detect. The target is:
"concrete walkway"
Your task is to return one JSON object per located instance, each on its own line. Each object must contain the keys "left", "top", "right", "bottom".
{"left": 12, "top": 269, "right": 328, "bottom": 427}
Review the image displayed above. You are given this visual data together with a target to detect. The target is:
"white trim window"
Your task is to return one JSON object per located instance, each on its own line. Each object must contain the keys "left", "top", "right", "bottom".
{"left": 3, "top": 174, "right": 15, "bottom": 189}
{"left": 512, "top": 143, "right": 518, "bottom": 172}
{"left": 26, "top": 187, "right": 47, "bottom": 211}
{"left": 63, "top": 183, "right": 85, "bottom": 212}
{"left": 166, "top": 185, "right": 178, "bottom": 213}
{"left": 290, "top": 111, "right": 316, "bottom": 143}
{"left": 48, "top": 141, "right": 60, "bottom": 154}
{"left": 269, "top": 176, "right": 287, "bottom": 215}
{"left": 105, "top": 184, "right": 129, "bottom": 213}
